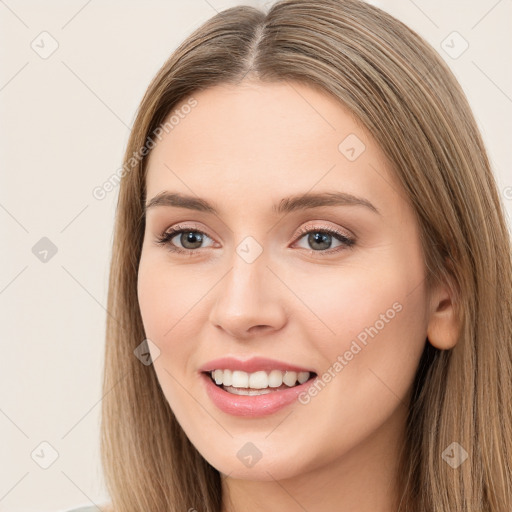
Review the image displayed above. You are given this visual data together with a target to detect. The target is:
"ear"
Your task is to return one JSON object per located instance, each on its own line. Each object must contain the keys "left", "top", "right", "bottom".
{"left": 426, "top": 270, "right": 460, "bottom": 350}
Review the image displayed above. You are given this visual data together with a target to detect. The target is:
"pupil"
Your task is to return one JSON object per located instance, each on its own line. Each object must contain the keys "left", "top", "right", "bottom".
{"left": 308, "top": 232, "right": 331, "bottom": 250}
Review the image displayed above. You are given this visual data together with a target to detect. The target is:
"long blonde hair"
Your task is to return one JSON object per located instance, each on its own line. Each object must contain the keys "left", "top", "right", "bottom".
{"left": 100, "top": 1, "right": 512, "bottom": 510}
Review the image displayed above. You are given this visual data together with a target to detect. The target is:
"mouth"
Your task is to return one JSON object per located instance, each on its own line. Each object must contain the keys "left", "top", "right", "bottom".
{"left": 202, "top": 369, "right": 318, "bottom": 396}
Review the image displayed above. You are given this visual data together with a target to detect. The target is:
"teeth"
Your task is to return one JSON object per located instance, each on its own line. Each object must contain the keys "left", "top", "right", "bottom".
{"left": 223, "top": 369, "right": 232, "bottom": 386}
{"left": 209, "top": 369, "right": 311, "bottom": 389}
{"left": 268, "top": 369, "right": 283, "bottom": 387}
{"left": 249, "top": 370, "right": 268, "bottom": 389}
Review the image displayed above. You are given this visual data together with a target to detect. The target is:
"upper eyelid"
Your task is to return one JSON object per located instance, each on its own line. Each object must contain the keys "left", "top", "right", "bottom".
{"left": 161, "top": 222, "right": 350, "bottom": 236}
{"left": 296, "top": 221, "right": 354, "bottom": 238}
{"left": 159, "top": 222, "right": 354, "bottom": 246}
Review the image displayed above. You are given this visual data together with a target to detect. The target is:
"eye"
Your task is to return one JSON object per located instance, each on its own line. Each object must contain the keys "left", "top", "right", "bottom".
{"left": 154, "top": 222, "right": 356, "bottom": 257}
{"left": 292, "top": 223, "right": 355, "bottom": 256}
{"left": 154, "top": 224, "right": 215, "bottom": 255}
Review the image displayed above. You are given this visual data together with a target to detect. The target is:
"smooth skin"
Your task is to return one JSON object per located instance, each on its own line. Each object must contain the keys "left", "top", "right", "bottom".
{"left": 137, "top": 81, "right": 459, "bottom": 512}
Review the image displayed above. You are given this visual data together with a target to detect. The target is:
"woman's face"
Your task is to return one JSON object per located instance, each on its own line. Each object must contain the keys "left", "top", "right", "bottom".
{"left": 137, "top": 81, "right": 431, "bottom": 481}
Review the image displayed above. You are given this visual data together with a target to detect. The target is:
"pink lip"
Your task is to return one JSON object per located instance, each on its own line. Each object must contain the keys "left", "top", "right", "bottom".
{"left": 198, "top": 356, "right": 315, "bottom": 374}
{"left": 200, "top": 372, "right": 318, "bottom": 417}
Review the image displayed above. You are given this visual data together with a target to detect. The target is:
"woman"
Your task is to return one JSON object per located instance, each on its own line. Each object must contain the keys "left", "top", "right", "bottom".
{"left": 71, "top": 0, "right": 512, "bottom": 510}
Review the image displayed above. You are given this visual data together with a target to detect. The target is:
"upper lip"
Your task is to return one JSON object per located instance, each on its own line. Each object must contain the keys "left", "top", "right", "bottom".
{"left": 199, "top": 356, "right": 316, "bottom": 374}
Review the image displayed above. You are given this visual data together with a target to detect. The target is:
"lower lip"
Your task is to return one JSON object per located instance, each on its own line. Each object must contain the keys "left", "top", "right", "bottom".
{"left": 200, "top": 372, "right": 317, "bottom": 417}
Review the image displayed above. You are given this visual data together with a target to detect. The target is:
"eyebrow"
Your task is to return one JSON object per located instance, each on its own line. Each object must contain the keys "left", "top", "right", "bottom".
{"left": 144, "top": 191, "right": 380, "bottom": 216}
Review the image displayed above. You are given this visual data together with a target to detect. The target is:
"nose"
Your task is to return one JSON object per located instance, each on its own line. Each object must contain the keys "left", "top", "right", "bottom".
{"left": 208, "top": 250, "right": 288, "bottom": 339}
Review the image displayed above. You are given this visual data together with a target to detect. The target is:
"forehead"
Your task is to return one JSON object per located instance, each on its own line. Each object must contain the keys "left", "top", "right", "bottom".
{"left": 150, "top": 80, "right": 360, "bottom": 163}
{"left": 144, "top": 81, "right": 403, "bottom": 217}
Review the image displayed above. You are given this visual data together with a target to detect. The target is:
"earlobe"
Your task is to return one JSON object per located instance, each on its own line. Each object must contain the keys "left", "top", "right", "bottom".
{"left": 426, "top": 275, "right": 460, "bottom": 351}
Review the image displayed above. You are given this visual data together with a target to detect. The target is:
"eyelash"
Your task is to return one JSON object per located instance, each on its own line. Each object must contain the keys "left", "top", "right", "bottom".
{"left": 154, "top": 223, "right": 356, "bottom": 257}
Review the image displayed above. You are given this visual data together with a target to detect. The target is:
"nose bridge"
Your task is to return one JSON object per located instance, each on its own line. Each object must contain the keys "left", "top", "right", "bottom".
{"left": 208, "top": 238, "right": 287, "bottom": 337}
{"left": 226, "top": 244, "right": 267, "bottom": 302}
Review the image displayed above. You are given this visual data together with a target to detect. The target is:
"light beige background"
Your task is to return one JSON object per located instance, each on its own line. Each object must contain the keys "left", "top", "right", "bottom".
{"left": 0, "top": 1, "right": 510, "bottom": 511}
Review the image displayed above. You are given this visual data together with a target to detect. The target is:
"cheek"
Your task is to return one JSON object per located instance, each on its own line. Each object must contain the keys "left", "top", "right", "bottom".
{"left": 137, "top": 255, "right": 206, "bottom": 340}
{"left": 136, "top": 252, "right": 225, "bottom": 398}
{"left": 290, "top": 263, "right": 427, "bottom": 461}
{"left": 137, "top": 263, "right": 170, "bottom": 340}
{"left": 300, "top": 253, "right": 428, "bottom": 379}
{"left": 136, "top": 256, "right": 204, "bottom": 411}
